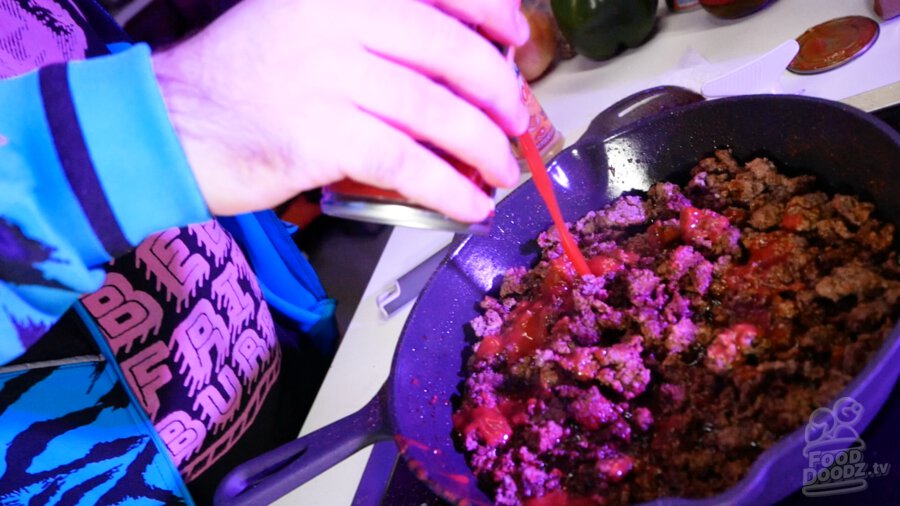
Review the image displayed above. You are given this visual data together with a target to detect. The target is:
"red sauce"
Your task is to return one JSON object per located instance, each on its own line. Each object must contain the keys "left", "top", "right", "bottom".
{"left": 747, "top": 231, "right": 794, "bottom": 268}
{"left": 588, "top": 255, "right": 624, "bottom": 277}
{"left": 326, "top": 153, "right": 491, "bottom": 202}
{"left": 475, "top": 335, "right": 503, "bottom": 359}
{"left": 722, "top": 230, "right": 802, "bottom": 347}
{"left": 728, "top": 301, "right": 772, "bottom": 332}
{"left": 504, "top": 302, "right": 552, "bottom": 362}
{"left": 394, "top": 434, "right": 430, "bottom": 452}
{"left": 568, "top": 346, "right": 599, "bottom": 379}
{"left": 599, "top": 456, "right": 634, "bottom": 482}
{"left": 477, "top": 259, "right": 573, "bottom": 362}
{"left": 791, "top": 16, "right": 879, "bottom": 73}
{"left": 680, "top": 206, "right": 731, "bottom": 243}
{"left": 523, "top": 490, "right": 595, "bottom": 506}
{"left": 452, "top": 406, "right": 513, "bottom": 447}
{"left": 518, "top": 133, "right": 590, "bottom": 276}
{"left": 730, "top": 323, "right": 759, "bottom": 349}
{"left": 724, "top": 231, "right": 795, "bottom": 294}
{"left": 648, "top": 221, "right": 681, "bottom": 247}
{"left": 781, "top": 213, "right": 803, "bottom": 231}
{"left": 498, "top": 398, "right": 531, "bottom": 426}
{"left": 327, "top": 179, "right": 406, "bottom": 201}
{"left": 443, "top": 473, "right": 470, "bottom": 485}
{"left": 543, "top": 258, "right": 574, "bottom": 300}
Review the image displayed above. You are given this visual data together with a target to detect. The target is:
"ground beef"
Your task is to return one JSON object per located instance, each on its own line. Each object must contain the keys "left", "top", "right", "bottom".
{"left": 452, "top": 151, "right": 900, "bottom": 505}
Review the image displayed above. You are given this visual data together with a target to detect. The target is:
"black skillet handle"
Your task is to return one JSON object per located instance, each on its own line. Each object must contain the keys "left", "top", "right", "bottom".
{"left": 581, "top": 85, "right": 705, "bottom": 143}
{"left": 213, "top": 385, "right": 391, "bottom": 506}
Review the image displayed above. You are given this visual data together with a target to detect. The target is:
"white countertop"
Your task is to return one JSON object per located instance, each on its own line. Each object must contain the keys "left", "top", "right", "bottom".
{"left": 278, "top": 2, "right": 900, "bottom": 504}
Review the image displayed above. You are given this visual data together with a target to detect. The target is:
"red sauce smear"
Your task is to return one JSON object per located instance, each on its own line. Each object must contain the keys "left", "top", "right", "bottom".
{"left": 587, "top": 255, "right": 624, "bottom": 277}
{"left": 780, "top": 212, "right": 803, "bottom": 231}
{"left": 648, "top": 221, "right": 681, "bottom": 247}
{"left": 745, "top": 231, "right": 794, "bottom": 267}
{"left": 503, "top": 301, "right": 551, "bottom": 361}
{"left": 452, "top": 405, "right": 512, "bottom": 447}
{"left": 518, "top": 133, "right": 590, "bottom": 276}
{"left": 394, "top": 434, "right": 429, "bottom": 452}
{"left": 476, "top": 259, "right": 573, "bottom": 363}
{"left": 523, "top": 490, "right": 595, "bottom": 506}
{"left": 724, "top": 230, "right": 796, "bottom": 294}
{"left": 442, "top": 473, "right": 470, "bottom": 485}
{"left": 680, "top": 206, "right": 731, "bottom": 242}
{"left": 452, "top": 399, "right": 532, "bottom": 450}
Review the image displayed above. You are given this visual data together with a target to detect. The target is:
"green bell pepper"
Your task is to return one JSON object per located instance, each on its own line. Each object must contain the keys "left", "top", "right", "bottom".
{"left": 551, "top": 0, "right": 658, "bottom": 61}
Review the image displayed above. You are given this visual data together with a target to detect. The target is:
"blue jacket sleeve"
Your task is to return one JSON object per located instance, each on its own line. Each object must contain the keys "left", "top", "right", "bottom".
{"left": 0, "top": 44, "right": 210, "bottom": 364}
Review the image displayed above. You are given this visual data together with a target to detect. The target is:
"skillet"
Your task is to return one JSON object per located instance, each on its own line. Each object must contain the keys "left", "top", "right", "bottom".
{"left": 215, "top": 94, "right": 900, "bottom": 506}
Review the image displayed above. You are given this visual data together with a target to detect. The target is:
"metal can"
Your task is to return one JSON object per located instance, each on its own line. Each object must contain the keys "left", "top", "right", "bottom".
{"left": 511, "top": 65, "right": 564, "bottom": 169}
{"left": 319, "top": 147, "right": 495, "bottom": 234}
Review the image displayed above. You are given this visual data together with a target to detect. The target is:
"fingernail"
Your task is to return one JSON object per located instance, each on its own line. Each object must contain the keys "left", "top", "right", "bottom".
{"left": 515, "top": 10, "right": 530, "bottom": 44}
{"left": 478, "top": 192, "right": 496, "bottom": 218}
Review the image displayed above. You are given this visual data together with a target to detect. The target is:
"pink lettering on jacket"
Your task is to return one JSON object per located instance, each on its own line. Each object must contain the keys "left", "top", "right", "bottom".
{"left": 211, "top": 263, "right": 254, "bottom": 335}
{"left": 87, "top": 222, "right": 282, "bottom": 482}
{"left": 231, "top": 328, "right": 268, "bottom": 385}
{"left": 180, "top": 348, "right": 281, "bottom": 482}
{"left": 170, "top": 299, "right": 230, "bottom": 397}
{"left": 189, "top": 221, "right": 230, "bottom": 268}
{"left": 257, "top": 300, "right": 277, "bottom": 349}
{"left": 156, "top": 410, "right": 208, "bottom": 467}
{"left": 81, "top": 272, "right": 163, "bottom": 354}
{"left": 137, "top": 228, "right": 210, "bottom": 313}
{"left": 194, "top": 365, "right": 242, "bottom": 434}
{"left": 120, "top": 340, "right": 173, "bottom": 420}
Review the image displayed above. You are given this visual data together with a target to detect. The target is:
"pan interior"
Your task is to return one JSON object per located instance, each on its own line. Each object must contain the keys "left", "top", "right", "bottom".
{"left": 388, "top": 95, "right": 900, "bottom": 506}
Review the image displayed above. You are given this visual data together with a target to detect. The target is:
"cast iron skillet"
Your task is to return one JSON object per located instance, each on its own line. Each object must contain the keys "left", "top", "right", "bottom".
{"left": 215, "top": 94, "right": 900, "bottom": 506}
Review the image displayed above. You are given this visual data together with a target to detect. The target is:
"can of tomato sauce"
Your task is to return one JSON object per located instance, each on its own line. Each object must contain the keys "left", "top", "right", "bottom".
{"left": 319, "top": 147, "right": 495, "bottom": 234}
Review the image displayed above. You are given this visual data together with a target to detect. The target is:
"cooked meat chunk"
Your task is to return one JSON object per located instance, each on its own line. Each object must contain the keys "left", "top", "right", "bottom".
{"left": 815, "top": 262, "right": 884, "bottom": 301}
{"left": 831, "top": 194, "right": 875, "bottom": 226}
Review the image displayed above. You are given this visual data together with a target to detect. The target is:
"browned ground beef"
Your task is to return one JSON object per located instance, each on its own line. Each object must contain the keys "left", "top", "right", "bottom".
{"left": 453, "top": 150, "right": 900, "bottom": 505}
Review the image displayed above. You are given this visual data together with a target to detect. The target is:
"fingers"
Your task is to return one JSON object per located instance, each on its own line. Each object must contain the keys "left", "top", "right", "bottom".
{"left": 340, "top": 109, "right": 497, "bottom": 223}
{"left": 347, "top": 56, "right": 519, "bottom": 189}
{"left": 354, "top": 0, "right": 529, "bottom": 137}
{"left": 422, "top": 0, "right": 529, "bottom": 48}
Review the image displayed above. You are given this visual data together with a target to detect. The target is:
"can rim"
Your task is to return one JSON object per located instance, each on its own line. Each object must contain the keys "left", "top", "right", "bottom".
{"left": 321, "top": 196, "right": 491, "bottom": 235}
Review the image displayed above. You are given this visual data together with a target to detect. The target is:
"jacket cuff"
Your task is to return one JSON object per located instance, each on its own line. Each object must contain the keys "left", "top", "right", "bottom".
{"left": 58, "top": 43, "right": 210, "bottom": 257}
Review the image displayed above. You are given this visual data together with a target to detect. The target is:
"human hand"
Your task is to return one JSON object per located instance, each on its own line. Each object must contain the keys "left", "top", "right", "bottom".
{"left": 152, "top": 0, "right": 530, "bottom": 223}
